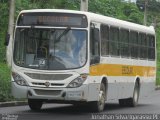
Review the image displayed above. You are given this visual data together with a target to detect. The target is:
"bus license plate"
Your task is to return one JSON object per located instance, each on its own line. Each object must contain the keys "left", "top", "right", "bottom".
{"left": 67, "top": 91, "right": 82, "bottom": 98}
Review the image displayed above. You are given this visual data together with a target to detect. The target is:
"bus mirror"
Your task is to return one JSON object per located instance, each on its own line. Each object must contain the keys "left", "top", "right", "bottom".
{"left": 4, "top": 33, "right": 10, "bottom": 46}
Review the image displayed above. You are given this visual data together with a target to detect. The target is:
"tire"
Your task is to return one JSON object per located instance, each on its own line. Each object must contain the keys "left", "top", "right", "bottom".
{"left": 90, "top": 82, "right": 106, "bottom": 112}
{"left": 28, "top": 99, "right": 43, "bottom": 111}
{"left": 129, "top": 81, "right": 140, "bottom": 107}
{"left": 119, "top": 81, "right": 140, "bottom": 107}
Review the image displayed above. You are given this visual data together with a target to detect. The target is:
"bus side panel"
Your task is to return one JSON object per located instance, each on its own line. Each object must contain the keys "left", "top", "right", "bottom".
{"left": 117, "top": 76, "right": 135, "bottom": 99}
{"left": 87, "top": 76, "right": 102, "bottom": 101}
{"left": 106, "top": 76, "right": 119, "bottom": 100}
{"left": 139, "top": 77, "right": 155, "bottom": 98}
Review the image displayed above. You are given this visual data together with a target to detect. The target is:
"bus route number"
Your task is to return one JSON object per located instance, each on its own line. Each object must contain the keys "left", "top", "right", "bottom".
{"left": 122, "top": 66, "right": 133, "bottom": 75}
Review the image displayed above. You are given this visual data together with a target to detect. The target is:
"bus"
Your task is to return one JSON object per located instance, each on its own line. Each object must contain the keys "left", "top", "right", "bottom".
{"left": 6, "top": 9, "right": 156, "bottom": 112}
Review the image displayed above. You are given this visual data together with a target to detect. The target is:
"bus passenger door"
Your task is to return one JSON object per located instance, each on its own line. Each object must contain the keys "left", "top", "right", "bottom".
{"left": 90, "top": 23, "right": 100, "bottom": 65}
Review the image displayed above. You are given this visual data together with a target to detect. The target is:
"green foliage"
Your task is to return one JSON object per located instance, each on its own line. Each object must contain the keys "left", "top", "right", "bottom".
{"left": 65, "top": 0, "right": 80, "bottom": 10}
{"left": 156, "top": 69, "right": 160, "bottom": 85}
{"left": 0, "top": 2, "right": 8, "bottom": 62}
{"left": 88, "top": 0, "right": 143, "bottom": 24}
{"left": 136, "top": 0, "right": 160, "bottom": 13}
{"left": 136, "top": 0, "right": 160, "bottom": 25}
{"left": 89, "top": 0, "right": 119, "bottom": 17}
{"left": 121, "top": 3, "right": 143, "bottom": 24}
{"left": 0, "top": 63, "right": 13, "bottom": 102}
{"left": 156, "top": 27, "right": 160, "bottom": 85}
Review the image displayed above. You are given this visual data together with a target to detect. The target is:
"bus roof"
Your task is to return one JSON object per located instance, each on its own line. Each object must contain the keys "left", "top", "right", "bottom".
{"left": 19, "top": 9, "right": 155, "bottom": 35}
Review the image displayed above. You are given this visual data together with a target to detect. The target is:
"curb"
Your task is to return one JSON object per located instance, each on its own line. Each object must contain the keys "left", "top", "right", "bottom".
{"left": 0, "top": 101, "right": 28, "bottom": 107}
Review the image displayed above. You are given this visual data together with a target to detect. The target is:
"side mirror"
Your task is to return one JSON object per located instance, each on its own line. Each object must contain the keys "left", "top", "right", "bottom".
{"left": 4, "top": 33, "right": 10, "bottom": 46}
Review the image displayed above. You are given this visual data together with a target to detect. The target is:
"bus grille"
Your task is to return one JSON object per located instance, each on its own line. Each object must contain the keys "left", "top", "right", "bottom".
{"left": 34, "top": 89, "right": 61, "bottom": 96}
{"left": 24, "top": 73, "right": 72, "bottom": 80}
{"left": 32, "top": 82, "right": 64, "bottom": 87}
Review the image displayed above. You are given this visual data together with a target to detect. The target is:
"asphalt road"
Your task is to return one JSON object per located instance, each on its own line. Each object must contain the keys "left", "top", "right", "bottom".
{"left": 0, "top": 90, "right": 160, "bottom": 120}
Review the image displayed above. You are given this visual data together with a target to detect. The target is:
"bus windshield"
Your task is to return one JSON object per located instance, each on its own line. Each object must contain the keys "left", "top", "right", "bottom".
{"left": 13, "top": 28, "right": 87, "bottom": 70}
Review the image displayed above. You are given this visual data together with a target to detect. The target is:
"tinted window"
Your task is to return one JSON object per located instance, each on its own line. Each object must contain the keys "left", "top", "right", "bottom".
{"left": 101, "top": 25, "right": 109, "bottom": 56}
{"left": 139, "top": 33, "right": 147, "bottom": 46}
{"left": 109, "top": 27, "right": 119, "bottom": 56}
{"left": 148, "top": 35, "right": 155, "bottom": 47}
{"left": 110, "top": 27, "right": 119, "bottom": 41}
{"left": 140, "top": 47, "right": 147, "bottom": 59}
{"left": 148, "top": 35, "right": 155, "bottom": 60}
{"left": 119, "top": 43, "right": 130, "bottom": 57}
{"left": 139, "top": 33, "right": 148, "bottom": 59}
{"left": 130, "top": 31, "right": 138, "bottom": 44}
{"left": 119, "top": 29, "right": 129, "bottom": 57}
{"left": 130, "top": 46, "right": 139, "bottom": 58}
{"left": 130, "top": 31, "right": 139, "bottom": 58}
{"left": 120, "top": 29, "right": 129, "bottom": 43}
{"left": 109, "top": 42, "right": 119, "bottom": 56}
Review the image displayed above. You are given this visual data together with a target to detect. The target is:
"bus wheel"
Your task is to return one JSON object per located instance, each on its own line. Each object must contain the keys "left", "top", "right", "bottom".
{"left": 28, "top": 99, "right": 43, "bottom": 111}
{"left": 90, "top": 82, "right": 106, "bottom": 112}
{"left": 119, "top": 81, "right": 140, "bottom": 107}
{"left": 129, "top": 81, "right": 140, "bottom": 107}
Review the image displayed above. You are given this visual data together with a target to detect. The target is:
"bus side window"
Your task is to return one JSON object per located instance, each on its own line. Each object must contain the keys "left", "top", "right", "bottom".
{"left": 90, "top": 27, "right": 100, "bottom": 65}
{"left": 148, "top": 35, "right": 155, "bottom": 60}
{"left": 139, "top": 33, "right": 147, "bottom": 59}
{"left": 109, "top": 27, "right": 119, "bottom": 56}
{"left": 100, "top": 25, "right": 109, "bottom": 56}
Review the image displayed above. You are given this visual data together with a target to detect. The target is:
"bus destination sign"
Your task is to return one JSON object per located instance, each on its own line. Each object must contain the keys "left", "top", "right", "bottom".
{"left": 17, "top": 12, "right": 88, "bottom": 28}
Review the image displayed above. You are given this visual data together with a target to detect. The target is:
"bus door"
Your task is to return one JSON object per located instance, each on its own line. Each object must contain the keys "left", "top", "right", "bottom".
{"left": 90, "top": 22, "right": 100, "bottom": 65}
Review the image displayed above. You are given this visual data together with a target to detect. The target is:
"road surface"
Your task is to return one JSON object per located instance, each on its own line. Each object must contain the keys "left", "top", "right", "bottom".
{"left": 0, "top": 90, "right": 160, "bottom": 120}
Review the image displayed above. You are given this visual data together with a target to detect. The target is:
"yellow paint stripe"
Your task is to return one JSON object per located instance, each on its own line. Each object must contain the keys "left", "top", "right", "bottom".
{"left": 89, "top": 64, "right": 156, "bottom": 77}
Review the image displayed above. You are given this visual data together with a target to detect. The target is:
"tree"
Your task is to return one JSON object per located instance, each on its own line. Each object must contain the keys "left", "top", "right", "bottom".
{"left": 0, "top": 1, "right": 9, "bottom": 62}
{"left": 136, "top": 0, "right": 160, "bottom": 26}
{"left": 137, "top": 0, "right": 160, "bottom": 12}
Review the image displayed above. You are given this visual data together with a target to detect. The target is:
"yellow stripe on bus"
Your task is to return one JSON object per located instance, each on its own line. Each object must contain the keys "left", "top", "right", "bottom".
{"left": 89, "top": 64, "right": 156, "bottom": 77}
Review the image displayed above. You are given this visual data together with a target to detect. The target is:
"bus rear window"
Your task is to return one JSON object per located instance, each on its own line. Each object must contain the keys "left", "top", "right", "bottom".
{"left": 17, "top": 12, "right": 88, "bottom": 28}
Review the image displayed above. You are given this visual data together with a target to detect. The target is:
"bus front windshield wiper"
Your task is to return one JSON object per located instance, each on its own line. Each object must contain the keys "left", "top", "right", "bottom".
{"left": 54, "top": 27, "right": 71, "bottom": 43}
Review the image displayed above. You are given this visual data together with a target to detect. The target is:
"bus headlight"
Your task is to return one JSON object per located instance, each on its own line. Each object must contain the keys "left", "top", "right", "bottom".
{"left": 12, "top": 72, "right": 28, "bottom": 86}
{"left": 67, "top": 74, "right": 88, "bottom": 88}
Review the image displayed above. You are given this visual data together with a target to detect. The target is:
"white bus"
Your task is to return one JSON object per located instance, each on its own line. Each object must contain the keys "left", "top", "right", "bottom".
{"left": 6, "top": 9, "right": 156, "bottom": 112}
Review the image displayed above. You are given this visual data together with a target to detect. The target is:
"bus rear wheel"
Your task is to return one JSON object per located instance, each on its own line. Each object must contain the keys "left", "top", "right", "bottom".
{"left": 28, "top": 99, "right": 43, "bottom": 111}
{"left": 119, "top": 81, "right": 140, "bottom": 107}
{"left": 90, "top": 82, "right": 106, "bottom": 112}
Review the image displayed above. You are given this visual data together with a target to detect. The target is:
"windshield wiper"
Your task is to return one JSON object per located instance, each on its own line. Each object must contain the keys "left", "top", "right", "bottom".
{"left": 54, "top": 27, "right": 71, "bottom": 43}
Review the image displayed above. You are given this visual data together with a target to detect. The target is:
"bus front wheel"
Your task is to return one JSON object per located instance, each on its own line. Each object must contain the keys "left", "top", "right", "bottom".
{"left": 28, "top": 99, "right": 43, "bottom": 111}
{"left": 90, "top": 82, "right": 106, "bottom": 112}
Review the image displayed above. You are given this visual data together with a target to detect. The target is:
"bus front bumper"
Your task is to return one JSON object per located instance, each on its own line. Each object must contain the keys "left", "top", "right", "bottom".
{"left": 11, "top": 81, "right": 100, "bottom": 102}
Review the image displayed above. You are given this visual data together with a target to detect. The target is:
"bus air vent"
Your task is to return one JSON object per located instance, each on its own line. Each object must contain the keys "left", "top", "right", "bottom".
{"left": 34, "top": 89, "right": 61, "bottom": 96}
{"left": 24, "top": 73, "right": 72, "bottom": 80}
